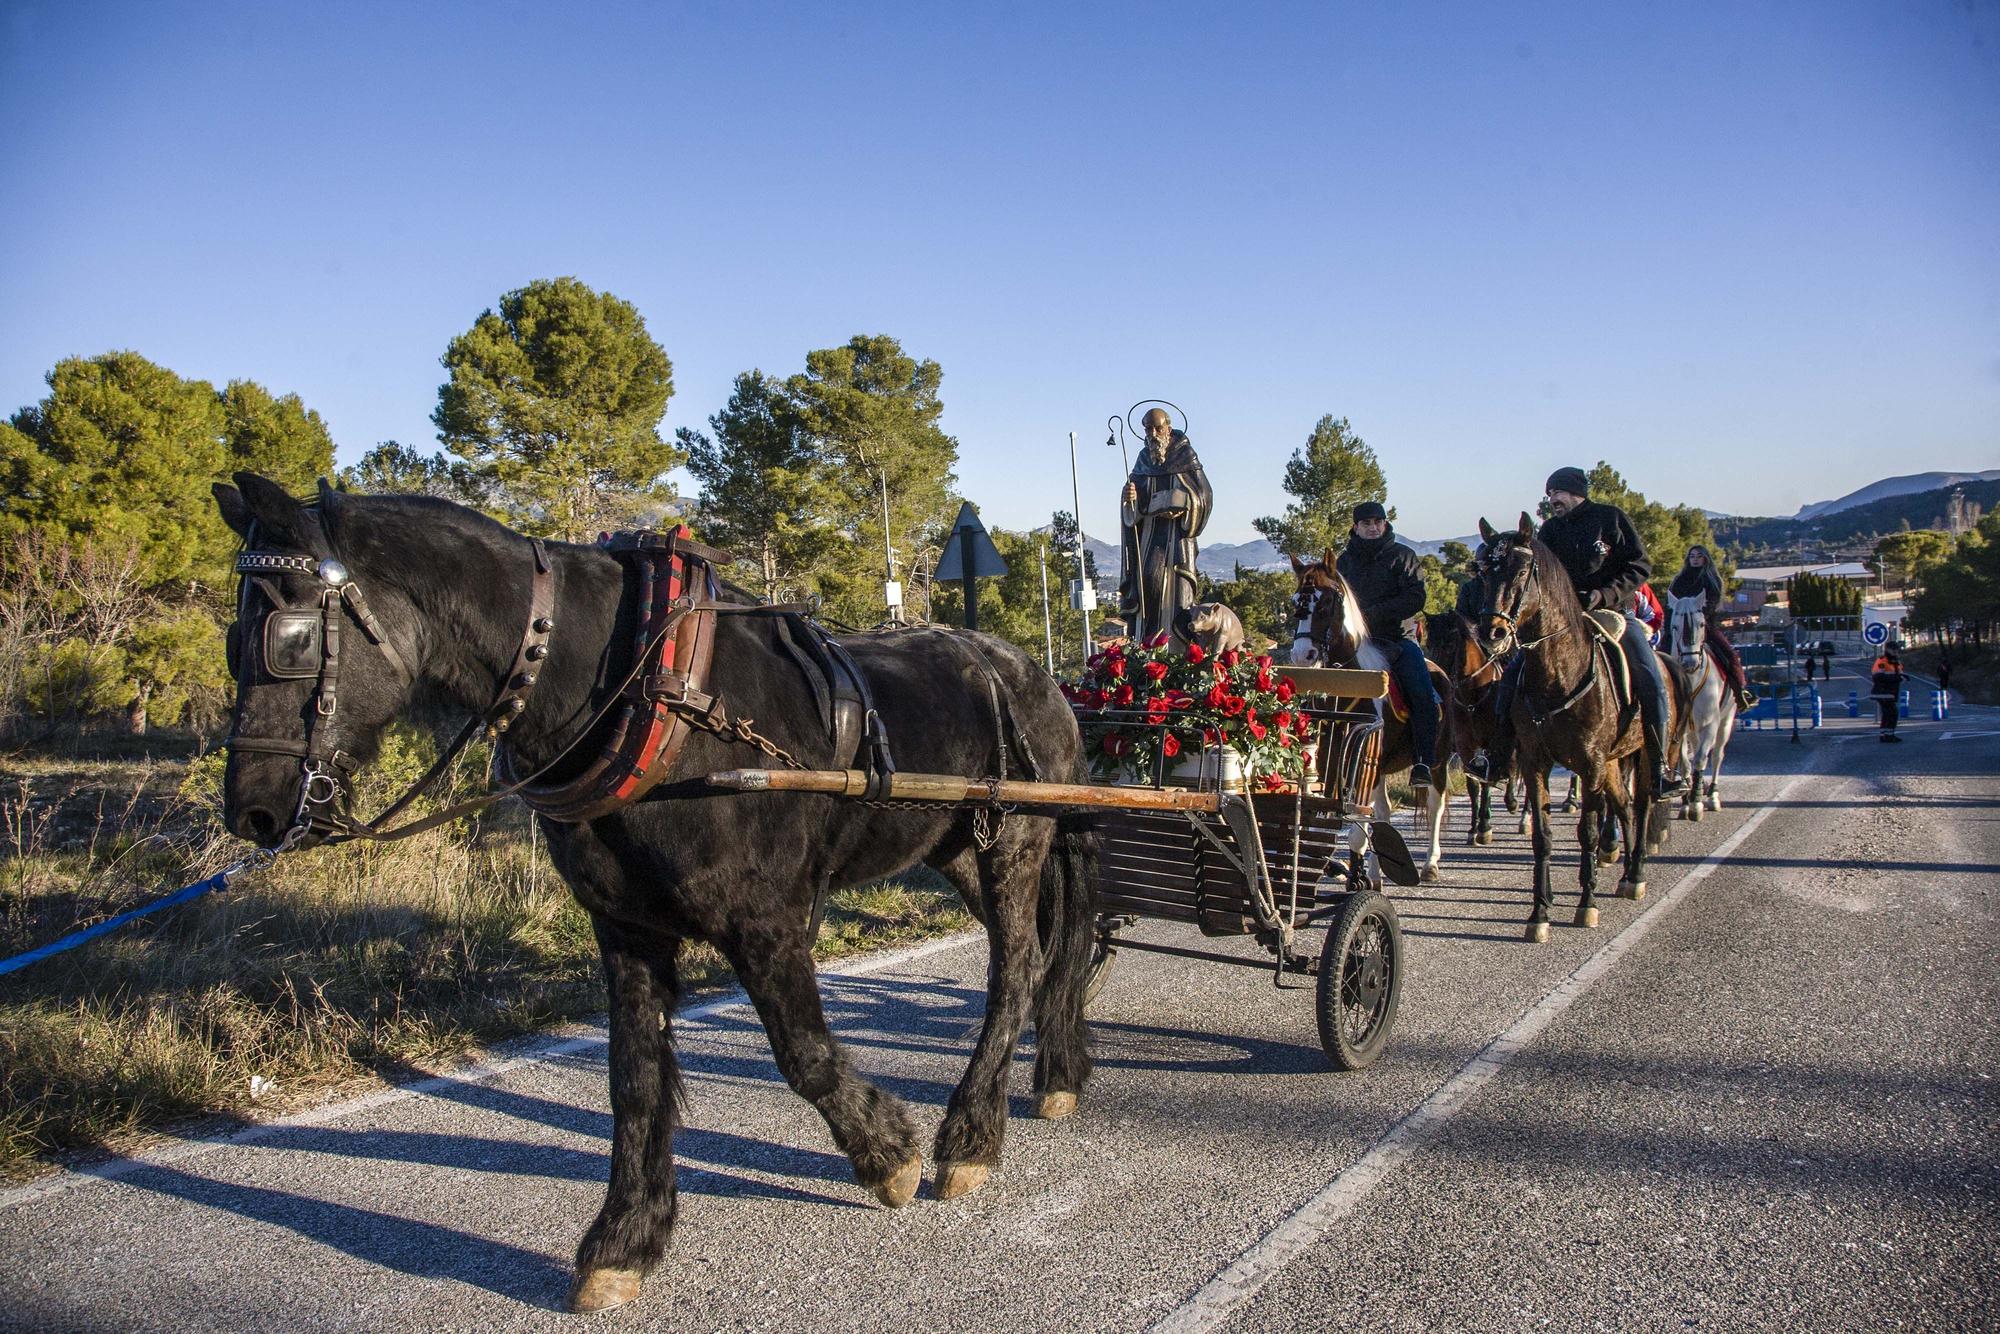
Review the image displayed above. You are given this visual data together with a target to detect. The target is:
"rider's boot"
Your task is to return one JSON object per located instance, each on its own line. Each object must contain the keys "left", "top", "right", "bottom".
{"left": 1467, "top": 740, "right": 1510, "bottom": 787}
{"left": 1646, "top": 719, "right": 1686, "bottom": 796}
{"left": 1409, "top": 762, "right": 1433, "bottom": 791}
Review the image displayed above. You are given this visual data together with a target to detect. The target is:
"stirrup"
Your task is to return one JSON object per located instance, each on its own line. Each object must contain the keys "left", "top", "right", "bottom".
{"left": 1409, "top": 763, "right": 1433, "bottom": 791}
{"left": 1654, "top": 766, "right": 1687, "bottom": 796}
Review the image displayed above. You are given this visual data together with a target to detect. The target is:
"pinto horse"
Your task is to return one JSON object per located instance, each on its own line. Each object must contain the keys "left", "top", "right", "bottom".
{"left": 1468, "top": 515, "right": 1675, "bottom": 942}
{"left": 1288, "top": 553, "right": 1451, "bottom": 884}
{"left": 1665, "top": 593, "right": 1737, "bottom": 820}
{"left": 212, "top": 475, "right": 1097, "bottom": 1312}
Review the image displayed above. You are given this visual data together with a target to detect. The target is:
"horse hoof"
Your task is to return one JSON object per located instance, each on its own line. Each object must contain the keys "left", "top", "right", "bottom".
{"left": 1689, "top": 805, "right": 1704, "bottom": 823}
{"left": 1035, "top": 1091, "right": 1078, "bottom": 1120}
{"left": 1525, "top": 921, "right": 1552, "bottom": 944}
{"left": 1420, "top": 864, "right": 1440, "bottom": 883}
{"left": 1706, "top": 796, "right": 1722, "bottom": 812}
{"left": 569, "top": 1267, "right": 643, "bottom": 1313}
{"left": 1595, "top": 849, "right": 1617, "bottom": 867}
{"left": 935, "top": 1161, "right": 990, "bottom": 1200}
{"left": 1574, "top": 905, "right": 1600, "bottom": 928}
{"left": 870, "top": 1153, "right": 922, "bottom": 1208}
{"left": 1618, "top": 880, "right": 1647, "bottom": 901}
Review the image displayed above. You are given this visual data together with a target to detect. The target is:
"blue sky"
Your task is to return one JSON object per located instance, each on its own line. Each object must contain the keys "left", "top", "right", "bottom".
{"left": 4, "top": 1, "right": 1995, "bottom": 546}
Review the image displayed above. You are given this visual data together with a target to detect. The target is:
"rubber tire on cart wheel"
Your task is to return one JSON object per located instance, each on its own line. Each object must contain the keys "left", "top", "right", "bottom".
{"left": 1082, "top": 940, "right": 1116, "bottom": 1008}
{"left": 1315, "top": 889, "right": 1402, "bottom": 1071}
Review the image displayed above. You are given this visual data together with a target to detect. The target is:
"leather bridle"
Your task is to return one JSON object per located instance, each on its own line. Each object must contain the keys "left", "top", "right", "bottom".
{"left": 225, "top": 525, "right": 555, "bottom": 848}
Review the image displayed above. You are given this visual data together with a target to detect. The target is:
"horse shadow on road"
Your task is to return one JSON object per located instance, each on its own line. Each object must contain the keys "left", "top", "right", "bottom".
{"left": 93, "top": 1161, "right": 575, "bottom": 1308}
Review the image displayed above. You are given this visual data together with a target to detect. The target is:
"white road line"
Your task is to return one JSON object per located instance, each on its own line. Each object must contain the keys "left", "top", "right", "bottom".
{"left": 1153, "top": 757, "right": 1827, "bottom": 1334}
{"left": 0, "top": 929, "right": 982, "bottom": 1211}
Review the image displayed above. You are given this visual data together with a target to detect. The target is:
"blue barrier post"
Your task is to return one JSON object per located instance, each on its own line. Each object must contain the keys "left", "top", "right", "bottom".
{"left": 1811, "top": 688, "right": 1823, "bottom": 728}
{"left": 1845, "top": 690, "right": 1858, "bottom": 718}
{"left": 1932, "top": 689, "right": 1947, "bottom": 721}
{"left": 1899, "top": 688, "right": 1910, "bottom": 719}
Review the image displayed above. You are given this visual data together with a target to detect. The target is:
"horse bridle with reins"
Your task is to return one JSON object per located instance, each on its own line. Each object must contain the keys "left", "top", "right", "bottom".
{"left": 1476, "top": 541, "right": 1576, "bottom": 657}
{"left": 225, "top": 525, "right": 557, "bottom": 849}
{"left": 1476, "top": 540, "right": 1601, "bottom": 721}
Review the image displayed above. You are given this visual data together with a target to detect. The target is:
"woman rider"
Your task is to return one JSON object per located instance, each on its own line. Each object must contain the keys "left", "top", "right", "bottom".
{"left": 1669, "top": 545, "right": 1757, "bottom": 712}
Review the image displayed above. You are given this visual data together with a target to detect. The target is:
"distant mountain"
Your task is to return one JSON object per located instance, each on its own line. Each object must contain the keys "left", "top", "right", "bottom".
{"left": 1794, "top": 471, "right": 2000, "bottom": 521}
{"left": 1400, "top": 533, "right": 1481, "bottom": 559}
{"left": 1197, "top": 538, "right": 1286, "bottom": 577}
{"left": 1048, "top": 532, "right": 1480, "bottom": 581}
{"left": 1714, "top": 477, "right": 1998, "bottom": 551}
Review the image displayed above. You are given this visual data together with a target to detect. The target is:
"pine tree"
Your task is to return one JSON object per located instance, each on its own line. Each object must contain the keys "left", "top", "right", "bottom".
{"left": 680, "top": 372, "right": 839, "bottom": 602}
{"left": 435, "top": 277, "right": 679, "bottom": 541}
{"left": 1253, "top": 415, "right": 1389, "bottom": 558}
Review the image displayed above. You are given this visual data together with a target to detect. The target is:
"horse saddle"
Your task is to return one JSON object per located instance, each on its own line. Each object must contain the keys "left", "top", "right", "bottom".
{"left": 1383, "top": 661, "right": 1448, "bottom": 724}
{"left": 772, "top": 616, "right": 893, "bottom": 786}
{"left": 1584, "top": 610, "right": 1634, "bottom": 711}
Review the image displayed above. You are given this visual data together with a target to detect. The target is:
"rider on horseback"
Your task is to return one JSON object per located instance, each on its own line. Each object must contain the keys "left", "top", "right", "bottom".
{"left": 1670, "top": 544, "right": 1759, "bottom": 713}
{"left": 1472, "top": 467, "right": 1686, "bottom": 797}
{"left": 1338, "top": 501, "right": 1440, "bottom": 791}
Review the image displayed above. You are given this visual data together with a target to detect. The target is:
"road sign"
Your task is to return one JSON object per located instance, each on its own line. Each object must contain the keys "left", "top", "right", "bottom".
{"left": 935, "top": 501, "right": 1008, "bottom": 630}
{"left": 1863, "top": 621, "right": 1888, "bottom": 646}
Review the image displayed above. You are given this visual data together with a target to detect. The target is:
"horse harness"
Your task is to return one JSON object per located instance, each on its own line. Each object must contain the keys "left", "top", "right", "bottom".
{"left": 225, "top": 522, "right": 901, "bottom": 849}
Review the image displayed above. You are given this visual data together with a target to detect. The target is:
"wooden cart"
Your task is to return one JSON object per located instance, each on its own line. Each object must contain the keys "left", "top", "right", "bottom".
{"left": 704, "top": 666, "right": 1409, "bottom": 1071}
{"left": 1077, "top": 665, "right": 1411, "bottom": 1070}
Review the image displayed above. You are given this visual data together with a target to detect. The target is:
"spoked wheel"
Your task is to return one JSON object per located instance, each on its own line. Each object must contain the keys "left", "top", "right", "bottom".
{"left": 1315, "top": 890, "right": 1402, "bottom": 1071}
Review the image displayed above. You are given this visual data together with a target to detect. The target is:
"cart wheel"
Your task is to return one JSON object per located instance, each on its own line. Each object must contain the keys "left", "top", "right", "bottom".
{"left": 1082, "top": 940, "right": 1116, "bottom": 1008}
{"left": 1315, "top": 890, "right": 1402, "bottom": 1071}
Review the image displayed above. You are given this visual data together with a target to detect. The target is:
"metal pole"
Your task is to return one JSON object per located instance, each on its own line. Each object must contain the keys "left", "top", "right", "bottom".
{"left": 1789, "top": 620, "right": 1800, "bottom": 744}
{"left": 1038, "top": 540, "right": 1055, "bottom": 673}
{"left": 1068, "top": 431, "right": 1091, "bottom": 656}
{"left": 879, "top": 472, "right": 898, "bottom": 619}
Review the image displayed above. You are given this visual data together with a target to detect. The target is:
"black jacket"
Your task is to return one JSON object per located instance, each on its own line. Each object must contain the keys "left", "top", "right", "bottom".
{"left": 1669, "top": 550, "right": 1724, "bottom": 616}
{"left": 1337, "top": 526, "right": 1426, "bottom": 640}
{"left": 1537, "top": 500, "right": 1651, "bottom": 612}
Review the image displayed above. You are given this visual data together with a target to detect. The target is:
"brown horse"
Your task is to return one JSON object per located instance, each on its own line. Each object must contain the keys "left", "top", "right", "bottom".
{"left": 1468, "top": 515, "right": 1676, "bottom": 942}
{"left": 1288, "top": 552, "right": 1452, "bottom": 883}
{"left": 1426, "top": 610, "right": 1504, "bottom": 847}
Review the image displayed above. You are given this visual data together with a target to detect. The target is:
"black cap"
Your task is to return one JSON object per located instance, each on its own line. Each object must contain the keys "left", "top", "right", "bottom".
{"left": 1546, "top": 466, "right": 1589, "bottom": 497}
{"left": 1351, "top": 501, "right": 1387, "bottom": 523}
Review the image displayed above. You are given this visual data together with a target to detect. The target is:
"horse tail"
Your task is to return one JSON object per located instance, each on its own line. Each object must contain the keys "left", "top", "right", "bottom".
{"left": 1033, "top": 810, "right": 1100, "bottom": 1097}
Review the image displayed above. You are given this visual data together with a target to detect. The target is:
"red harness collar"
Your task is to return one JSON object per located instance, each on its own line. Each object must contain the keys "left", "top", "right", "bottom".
{"left": 504, "top": 526, "right": 724, "bottom": 823}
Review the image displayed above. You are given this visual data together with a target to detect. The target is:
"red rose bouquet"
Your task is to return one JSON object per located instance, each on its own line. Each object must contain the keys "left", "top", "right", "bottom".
{"left": 1063, "top": 632, "right": 1315, "bottom": 785}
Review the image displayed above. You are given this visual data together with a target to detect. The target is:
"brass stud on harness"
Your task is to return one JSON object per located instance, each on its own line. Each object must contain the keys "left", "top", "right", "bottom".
{"left": 533, "top": 617, "right": 554, "bottom": 633}
{"left": 526, "top": 644, "right": 548, "bottom": 661}
{"left": 515, "top": 672, "right": 537, "bottom": 689}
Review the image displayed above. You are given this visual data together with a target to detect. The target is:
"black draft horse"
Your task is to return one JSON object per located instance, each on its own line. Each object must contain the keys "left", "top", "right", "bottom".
{"left": 214, "top": 475, "right": 1097, "bottom": 1312}
{"left": 1468, "top": 514, "right": 1674, "bottom": 942}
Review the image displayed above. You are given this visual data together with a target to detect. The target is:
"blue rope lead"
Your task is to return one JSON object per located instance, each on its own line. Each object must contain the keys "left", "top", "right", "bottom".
{"left": 0, "top": 852, "right": 272, "bottom": 978}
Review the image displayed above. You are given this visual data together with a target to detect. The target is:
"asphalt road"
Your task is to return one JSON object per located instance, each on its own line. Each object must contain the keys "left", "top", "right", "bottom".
{"left": 4, "top": 688, "right": 1995, "bottom": 1333}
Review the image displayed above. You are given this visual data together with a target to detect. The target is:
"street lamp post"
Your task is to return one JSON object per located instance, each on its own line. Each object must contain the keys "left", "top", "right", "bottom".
{"left": 1067, "top": 431, "right": 1093, "bottom": 658}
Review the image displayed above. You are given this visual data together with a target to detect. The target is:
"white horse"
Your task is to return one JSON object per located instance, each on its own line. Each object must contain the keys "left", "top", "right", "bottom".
{"left": 1665, "top": 593, "right": 1736, "bottom": 819}
{"left": 1290, "top": 574, "right": 1449, "bottom": 886}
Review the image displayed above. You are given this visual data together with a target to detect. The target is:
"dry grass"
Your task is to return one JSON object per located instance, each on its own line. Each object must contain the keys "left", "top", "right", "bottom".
{"left": 0, "top": 739, "right": 971, "bottom": 1183}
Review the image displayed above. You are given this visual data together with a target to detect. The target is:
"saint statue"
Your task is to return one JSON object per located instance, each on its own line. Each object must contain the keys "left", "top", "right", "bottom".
{"left": 1118, "top": 408, "right": 1212, "bottom": 645}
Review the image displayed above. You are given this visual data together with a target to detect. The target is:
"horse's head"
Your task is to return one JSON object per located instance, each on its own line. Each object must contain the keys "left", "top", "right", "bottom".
{"left": 1470, "top": 513, "right": 1547, "bottom": 657}
{"left": 1430, "top": 610, "right": 1492, "bottom": 685}
{"left": 1287, "top": 549, "right": 1367, "bottom": 667}
{"left": 214, "top": 474, "right": 421, "bottom": 847}
{"left": 1667, "top": 593, "right": 1707, "bottom": 671}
